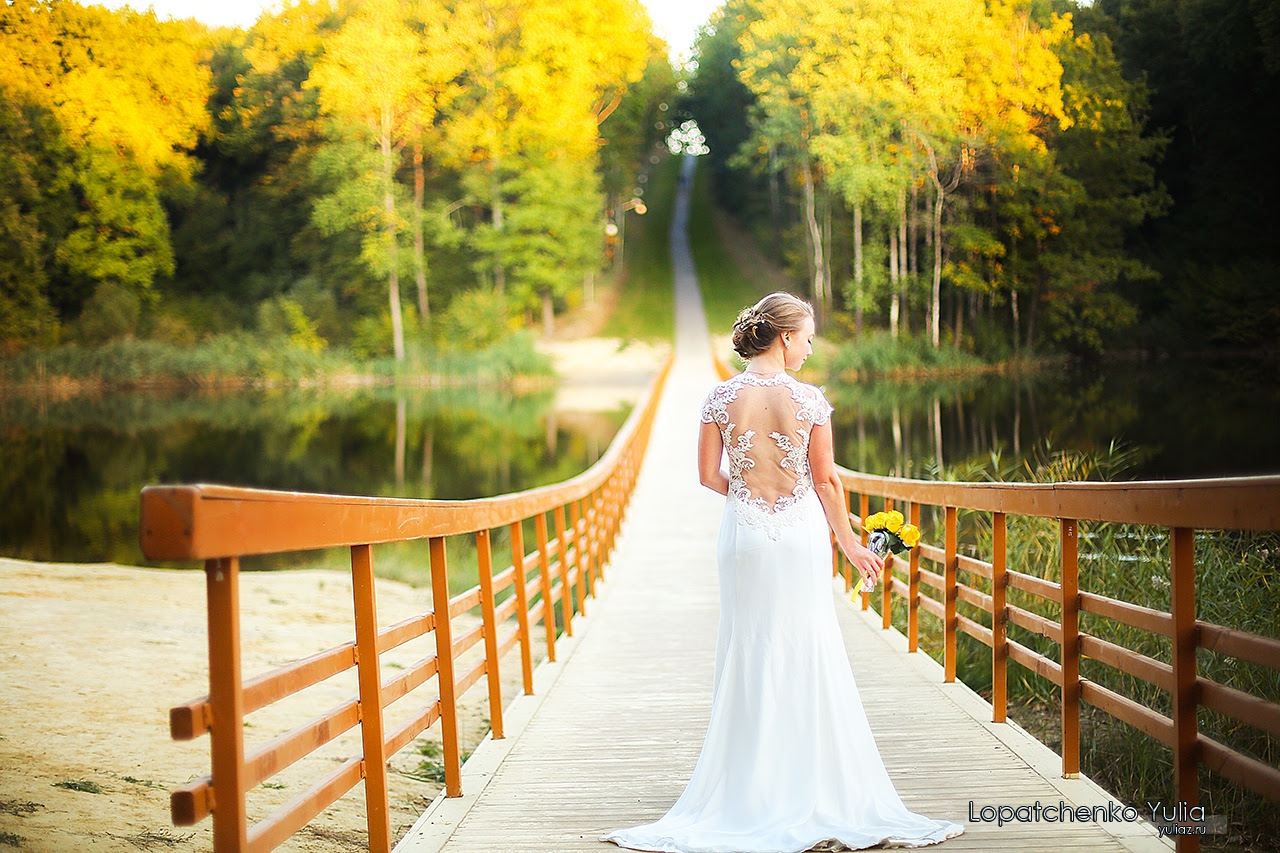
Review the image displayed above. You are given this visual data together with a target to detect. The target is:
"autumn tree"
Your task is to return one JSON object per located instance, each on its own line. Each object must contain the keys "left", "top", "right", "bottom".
{"left": 441, "top": 0, "right": 652, "bottom": 329}
{"left": 0, "top": 1, "right": 209, "bottom": 348}
{"left": 309, "top": 0, "right": 448, "bottom": 361}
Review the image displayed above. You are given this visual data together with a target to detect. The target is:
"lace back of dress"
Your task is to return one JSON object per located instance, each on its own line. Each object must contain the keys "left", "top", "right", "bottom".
{"left": 722, "top": 382, "right": 813, "bottom": 510}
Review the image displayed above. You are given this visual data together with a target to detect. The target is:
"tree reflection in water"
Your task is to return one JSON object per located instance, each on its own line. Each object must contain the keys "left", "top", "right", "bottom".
{"left": 0, "top": 384, "right": 628, "bottom": 566}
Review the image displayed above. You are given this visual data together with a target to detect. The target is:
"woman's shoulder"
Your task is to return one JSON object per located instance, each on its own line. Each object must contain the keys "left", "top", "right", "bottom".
{"left": 699, "top": 376, "right": 740, "bottom": 423}
{"left": 784, "top": 375, "right": 834, "bottom": 423}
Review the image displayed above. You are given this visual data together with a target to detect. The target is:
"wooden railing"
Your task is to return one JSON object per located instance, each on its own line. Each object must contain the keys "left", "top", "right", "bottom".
{"left": 139, "top": 355, "right": 672, "bottom": 853}
{"left": 834, "top": 472, "right": 1280, "bottom": 853}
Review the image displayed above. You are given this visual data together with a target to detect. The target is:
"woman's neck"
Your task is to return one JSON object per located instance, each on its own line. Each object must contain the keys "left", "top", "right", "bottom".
{"left": 744, "top": 353, "right": 786, "bottom": 375}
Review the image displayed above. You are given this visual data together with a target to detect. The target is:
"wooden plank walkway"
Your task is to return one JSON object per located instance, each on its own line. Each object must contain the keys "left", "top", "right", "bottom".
{"left": 394, "top": 156, "right": 1172, "bottom": 853}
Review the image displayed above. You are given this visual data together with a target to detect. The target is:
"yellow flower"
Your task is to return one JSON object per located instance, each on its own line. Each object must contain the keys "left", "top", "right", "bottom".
{"left": 886, "top": 511, "right": 904, "bottom": 533}
{"left": 864, "top": 512, "right": 886, "bottom": 531}
{"left": 899, "top": 524, "right": 920, "bottom": 548}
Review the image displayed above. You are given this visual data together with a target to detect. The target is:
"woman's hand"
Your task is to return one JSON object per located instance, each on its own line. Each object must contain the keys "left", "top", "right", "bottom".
{"left": 842, "top": 540, "right": 884, "bottom": 590}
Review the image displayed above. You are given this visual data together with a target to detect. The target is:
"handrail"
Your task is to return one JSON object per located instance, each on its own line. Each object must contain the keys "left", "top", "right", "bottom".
{"left": 141, "top": 354, "right": 673, "bottom": 853}
{"left": 712, "top": 354, "right": 1279, "bottom": 853}
{"left": 834, "top": 465, "right": 1280, "bottom": 853}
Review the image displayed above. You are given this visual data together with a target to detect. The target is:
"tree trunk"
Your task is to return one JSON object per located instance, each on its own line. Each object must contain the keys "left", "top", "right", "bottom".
{"left": 801, "top": 160, "right": 826, "bottom": 326}
{"left": 769, "top": 146, "right": 782, "bottom": 258}
{"left": 413, "top": 143, "right": 429, "bottom": 327}
{"left": 541, "top": 290, "right": 554, "bottom": 338}
{"left": 909, "top": 181, "right": 919, "bottom": 279}
{"left": 491, "top": 163, "right": 505, "bottom": 294}
{"left": 931, "top": 176, "right": 944, "bottom": 349}
{"left": 890, "top": 222, "right": 901, "bottom": 335}
{"left": 853, "top": 202, "right": 864, "bottom": 336}
{"left": 822, "top": 197, "right": 832, "bottom": 310}
{"left": 383, "top": 115, "right": 404, "bottom": 362}
{"left": 1011, "top": 288, "right": 1021, "bottom": 355}
{"left": 898, "top": 189, "right": 909, "bottom": 336}
{"left": 1026, "top": 268, "right": 1044, "bottom": 352}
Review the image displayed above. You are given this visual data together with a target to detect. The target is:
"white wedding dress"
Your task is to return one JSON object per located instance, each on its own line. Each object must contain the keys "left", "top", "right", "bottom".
{"left": 602, "top": 371, "right": 964, "bottom": 853}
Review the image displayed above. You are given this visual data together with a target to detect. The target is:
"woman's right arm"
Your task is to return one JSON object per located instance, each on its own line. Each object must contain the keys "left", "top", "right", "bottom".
{"left": 697, "top": 421, "right": 729, "bottom": 496}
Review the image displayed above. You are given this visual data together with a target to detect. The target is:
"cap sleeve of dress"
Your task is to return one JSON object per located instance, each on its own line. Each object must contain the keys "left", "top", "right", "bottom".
{"left": 809, "top": 384, "right": 834, "bottom": 426}
{"left": 700, "top": 382, "right": 725, "bottom": 424}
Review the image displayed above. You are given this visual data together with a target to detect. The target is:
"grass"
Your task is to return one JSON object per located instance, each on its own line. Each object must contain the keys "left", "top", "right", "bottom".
{"left": 0, "top": 802, "right": 41, "bottom": 817}
{"left": 400, "top": 739, "right": 467, "bottom": 786}
{"left": 600, "top": 156, "right": 678, "bottom": 342}
{"left": 687, "top": 159, "right": 780, "bottom": 335}
{"left": 0, "top": 832, "right": 23, "bottom": 848}
{"left": 0, "top": 329, "right": 553, "bottom": 392}
{"left": 52, "top": 779, "right": 102, "bottom": 794}
{"left": 823, "top": 330, "right": 989, "bottom": 380}
{"left": 121, "top": 776, "right": 164, "bottom": 791}
{"left": 105, "top": 830, "right": 194, "bottom": 850}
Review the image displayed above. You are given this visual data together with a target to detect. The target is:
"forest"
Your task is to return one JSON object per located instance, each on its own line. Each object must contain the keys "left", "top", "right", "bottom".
{"left": 0, "top": 0, "right": 1275, "bottom": 365}
{"left": 0, "top": 0, "right": 674, "bottom": 362}
{"left": 684, "top": 0, "right": 1279, "bottom": 359}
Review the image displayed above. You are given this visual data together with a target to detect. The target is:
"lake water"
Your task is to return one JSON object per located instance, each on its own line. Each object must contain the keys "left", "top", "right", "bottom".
{"left": 3, "top": 355, "right": 1275, "bottom": 565}
{"left": 825, "top": 355, "right": 1280, "bottom": 481}
{"left": 0, "top": 384, "right": 628, "bottom": 565}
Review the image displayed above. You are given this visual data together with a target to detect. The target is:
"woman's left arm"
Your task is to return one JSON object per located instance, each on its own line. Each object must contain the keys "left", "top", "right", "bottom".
{"left": 810, "top": 420, "right": 883, "bottom": 585}
{"left": 697, "top": 421, "right": 728, "bottom": 495}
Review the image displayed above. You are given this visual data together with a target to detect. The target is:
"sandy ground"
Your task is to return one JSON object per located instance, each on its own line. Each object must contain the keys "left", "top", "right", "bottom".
{"left": 536, "top": 337, "right": 670, "bottom": 412}
{"left": 0, "top": 337, "right": 668, "bottom": 852}
{"left": 0, "top": 559, "right": 526, "bottom": 852}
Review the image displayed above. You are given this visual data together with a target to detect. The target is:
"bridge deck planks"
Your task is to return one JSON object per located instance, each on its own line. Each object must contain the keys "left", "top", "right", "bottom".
{"left": 393, "top": 158, "right": 1170, "bottom": 853}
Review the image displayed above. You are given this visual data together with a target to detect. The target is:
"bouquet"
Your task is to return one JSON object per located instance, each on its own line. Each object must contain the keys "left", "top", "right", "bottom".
{"left": 857, "top": 510, "right": 921, "bottom": 593}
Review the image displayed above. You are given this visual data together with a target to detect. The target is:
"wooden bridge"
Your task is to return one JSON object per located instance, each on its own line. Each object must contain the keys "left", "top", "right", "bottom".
{"left": 140, "top": 157, "right": 1279, "bottom": 853}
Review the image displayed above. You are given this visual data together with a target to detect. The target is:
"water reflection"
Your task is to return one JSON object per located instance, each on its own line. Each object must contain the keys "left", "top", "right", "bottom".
{"left": 0, "top": 385, "right": 629, "bottom": 565}
{"left": 827, "top": 357, "right": 1280, "bottom": 481}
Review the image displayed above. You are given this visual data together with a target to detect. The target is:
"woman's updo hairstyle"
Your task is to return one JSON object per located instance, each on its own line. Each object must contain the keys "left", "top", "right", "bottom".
{"left": 730, "top": 292, "right": 814, "bottom": 359}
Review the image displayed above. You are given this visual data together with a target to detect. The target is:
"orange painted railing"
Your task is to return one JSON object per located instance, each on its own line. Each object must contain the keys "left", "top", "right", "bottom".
{"left": 712, "top": 355, "right": 1279, "bottom": 852}
{"left": 834, "top": 471, "right": 1280, "bottom": 853}
{"left": 139, "top": 355, "right": 672, "bottom": 853}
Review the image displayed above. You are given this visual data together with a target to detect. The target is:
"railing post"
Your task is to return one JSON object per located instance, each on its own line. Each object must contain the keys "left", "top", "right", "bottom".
{"left": 1171, "top": 526, "right": 1200, "bottom": 853}
{"left": 572, "top": 498, "right": 588, "bottom": 616}
{"left": 859, "top": 493, "right": 870, "bottom": 611}
{"left": 535, "top": 512, "right": 556, "bottom": 661}
{"left": 591, "top": 486, "right": 605, "bottom": 586}
{"left": 205, "top": 557, "right": 247, "bottom": 852}
{"left": 555, "top": 504, "right": 573, "bottom": 636}
{"left": 476, "top": 529, "right": 504, "bottom": 739}
{"left": 881, "top": 499, "right": 894, "bottom": 630}
{"left": 429, "top": 536, "right": 462, "bottom": 797}
{"left": 509, "top": 520, "right": 535, "bottom": 695}
{"left": 944, "top": 506, "right": 958, "bottom": 682}
{"left": 908, "top": 502, "right": 921, "bottom": 653}
{"left": 1060, "top": 518, "right": 1080, "bottom": 778}
{"left": 350, "top": 544, "right": 391, "bottom": 853}
{"left": 991, "top": 512, "right": 1008, "bottom": 723}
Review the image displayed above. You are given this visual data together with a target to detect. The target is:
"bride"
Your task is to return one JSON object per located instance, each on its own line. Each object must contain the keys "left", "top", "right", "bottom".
{"left": 602, "top": 292, "right": 964, "bottom": 852}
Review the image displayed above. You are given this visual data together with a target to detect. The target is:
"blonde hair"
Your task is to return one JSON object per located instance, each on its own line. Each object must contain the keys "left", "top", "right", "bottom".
{"left": 730, "top": 292, "right": 813, "bottom": 359}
